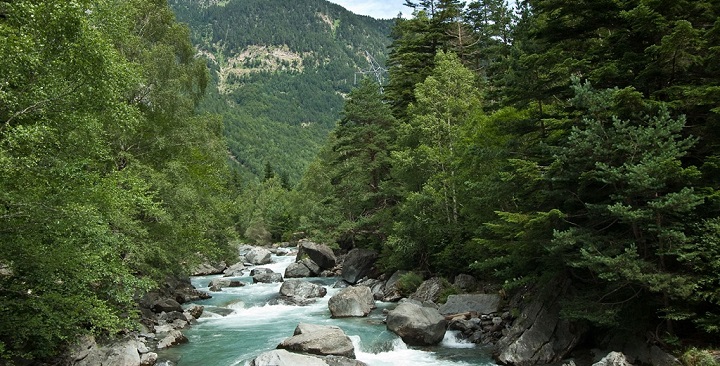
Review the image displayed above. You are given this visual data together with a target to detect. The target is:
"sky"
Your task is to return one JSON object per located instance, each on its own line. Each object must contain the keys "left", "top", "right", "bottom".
{"left": 327, "top": 0, "right": 410, "bottom": 19}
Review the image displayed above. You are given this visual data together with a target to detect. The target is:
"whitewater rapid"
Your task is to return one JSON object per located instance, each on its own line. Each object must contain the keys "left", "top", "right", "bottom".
{"left": 159, "top": 254, "right": 496, "bottom": 366}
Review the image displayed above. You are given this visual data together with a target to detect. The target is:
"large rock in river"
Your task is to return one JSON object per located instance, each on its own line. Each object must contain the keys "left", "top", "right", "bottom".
{"left": 494, "top": 277, "right": 587, "bottom": 366}
{"left": 285, "top": 262, "right": 313, "bottom": 278}
{"left": 208, "top": 278, "right": 244, "bottom": 292}
{"left": 386, "top": 300, "right": 447, "bottom": 346}
{"left": 297, "top": 240, "right": 336, "bottom": 270}
{"left": 341, "top": 248, "right": 378, "bottom": 284}
{"left": 253, "top": 272, "right": 284, "bottom": 284}
{"left": 246, "top": 247, "right": 272, "bottom": 265}
{"left": 277, "top": 323, "right": 355, "bottom": 358}
{"left": 328, "top": 286, "right": 374, "bottom": 318}
{"left": 251, "top": 349, "right": 328, "bottom": 366}
{"left": 280, "top": 280, "right": 327, "bottom": 305}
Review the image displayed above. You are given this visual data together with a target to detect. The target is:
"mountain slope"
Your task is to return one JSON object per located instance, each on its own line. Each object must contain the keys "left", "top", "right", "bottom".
{"left": 170, "top": 0, "right": 394, "bottom": 182}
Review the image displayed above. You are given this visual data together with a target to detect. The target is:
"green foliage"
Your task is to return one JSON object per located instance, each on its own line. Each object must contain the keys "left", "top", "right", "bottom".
{"left": 170, "top": 0, "right": 394, "bottom": 183}
{"left": 0, "top": 0, "right": 235, "bottom": 359}
{"left": 681, "top": 348, "right": 720, "bottom": 366}
{"left": 396, "top": 272, "right": 424, "bottom": 296}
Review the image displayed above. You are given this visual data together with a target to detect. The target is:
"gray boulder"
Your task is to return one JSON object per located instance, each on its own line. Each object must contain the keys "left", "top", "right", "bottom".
{"left": 280, "top": 280, "right": 328, "bottom": 303}
{"left": 100, "top": 342, "right": 141, "bottom": 366}
{"left": 495, "top": 278, "right": 587, "bottom": 366}
{"left": 250, "top": 267, "right": 273, "bottom": 276}
{"left": 323, "top": 356, "right": 369, "bottom": 366}
{"left": 151, "top": 298, "right": 183, "bottom": 313}
{"left": 301, "top": 258, "right": 322, "bottom": 275}
{"left": 438, "top": 294, "right": 501, "bottom": 315}
{"left": 328, "top": 286, "right": 375, "bottom": 318}
{"left": 278, "top": 323, "right": 355, "bottom": 358}
{"left": 187, "top": 305, "right": 204, "bottom": 319}
{"left": 140, "top": 352, "right": 157, "bottom": 366}
{"left": 603, "top": 335, "right": 680, "bottom": 366}
{"left": 382, "top": 270, "right": 408, "bottom": 302}
{"left": 251, "top": 349, "right": 329, "bottom": 366}
{"left": 246, "top": 247, "right": 272, "bottom": 265}
{"left": 191, "top": 261, "right": 226, "bottom": 276}
{"left": 297, "top": 240, "right": 336, "bottom": 270}
{"left": 285, "top": 262, "right": 313, "bottom": 278}
{"left": 70, "top": 336, "right": 140, "bottom": 366}
{"left": 341, "top": 248, "right": 378, "bottom": 284}
{"left": 357, "top": 278, "right": 385, "bottom": 300}
{"left": 453, "top": 274, "right": 478, "bottom": 292}
{"left": 157, "top": 330, "right": 188, "bottom": 349}
{"left": 410, "top": 277, "right": 445, "bottom": 303}
{"left": 223, "top": 262, "right": 246, "bottom": 277}
{"left": 593, "top": 352, "right": 634, "bottom": 366}
{"left": 253, "top": 272, "right": 284, "bottom": 283}
{"left": 386, "top": 300, "right": 447, "bottom": 346}
{"left": 208, "top": 278, "right": 244, "bottom": 291}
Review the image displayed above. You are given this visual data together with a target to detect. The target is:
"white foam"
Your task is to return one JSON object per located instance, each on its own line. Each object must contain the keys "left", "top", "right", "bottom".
{"left": 442, "top": 331, "right": 476, "bottom": 349}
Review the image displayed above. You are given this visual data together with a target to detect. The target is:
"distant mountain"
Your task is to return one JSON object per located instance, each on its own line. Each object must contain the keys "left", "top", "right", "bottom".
{"left": 170, "top": 0, "right": 394, "bottom": 183}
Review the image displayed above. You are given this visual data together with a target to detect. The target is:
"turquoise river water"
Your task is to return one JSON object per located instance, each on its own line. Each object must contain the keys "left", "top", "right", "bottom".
{"left": 158, "top": 254, "right": 497, "bottom": 366}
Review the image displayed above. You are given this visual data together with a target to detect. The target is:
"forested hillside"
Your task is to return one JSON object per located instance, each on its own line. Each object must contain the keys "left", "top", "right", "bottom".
{"left": 0, "top": 0, "right": 236, "bottom": 360}
{"left": 170, "top": 0, "right": 393, "bottom": 182}
{"left": 250, "top": 0, "right": 720, "bottom": 356}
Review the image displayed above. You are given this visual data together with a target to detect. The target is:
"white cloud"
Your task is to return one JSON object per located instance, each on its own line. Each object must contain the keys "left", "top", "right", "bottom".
{"left": 327, "top": 0, "right": 410, "bottom": 19}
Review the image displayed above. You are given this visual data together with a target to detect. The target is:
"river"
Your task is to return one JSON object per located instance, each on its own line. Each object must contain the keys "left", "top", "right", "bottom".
{"left": 158, "top": 254, "right": 497, "bottom": 366}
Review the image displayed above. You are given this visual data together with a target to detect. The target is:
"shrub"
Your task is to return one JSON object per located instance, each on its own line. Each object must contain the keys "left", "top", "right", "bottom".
{"left": 396, "top": 272, "right": 423, "bottom": 297}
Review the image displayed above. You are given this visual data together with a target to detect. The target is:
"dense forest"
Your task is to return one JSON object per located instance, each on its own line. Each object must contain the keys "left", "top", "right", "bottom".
{"left": 245, "top": 0, "right": 720, "bottom": 358}
{"left": 0, "top": 0, "right": 238, "bottom": 360}
{"left": 170, "top": 0, "right": 394, "bottom": 183}
{"left": 3, "top": 0, "right": 720, "bottom": 363}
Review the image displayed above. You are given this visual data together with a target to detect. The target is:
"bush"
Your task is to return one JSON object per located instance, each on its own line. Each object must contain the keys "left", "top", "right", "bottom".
{"left": 681, "top": 348, "right": 720, "bottom": 366}
{"left": 396, "top": 272, "right": 423, "bottom": 296}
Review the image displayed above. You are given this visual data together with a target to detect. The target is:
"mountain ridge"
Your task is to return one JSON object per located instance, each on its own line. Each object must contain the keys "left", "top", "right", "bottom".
{"left": 170, "top": 0, "right": 394, "bottom": 182}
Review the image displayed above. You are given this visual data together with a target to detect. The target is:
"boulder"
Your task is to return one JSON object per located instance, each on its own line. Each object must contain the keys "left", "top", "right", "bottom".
{"left": 278, "top": 323, "right": 355, "bottom": 358}
{"left": 191, "top": 261, "right": 226, "bottom": 276}
{"left": 341, "top": 248, "right": 378, "bottom": 284}
{"left": 323, "top": 356, "right": 369, "bottom": 366}
{"left": 438, "top": 294, "right": 502, "bottom": 316}
{"left": 223, "top": 262, "right": 246, "bottom": 277}
{"left": 101, "top": 342, "right": 141, "bottom": 366}
{"left": 246, "top": 247, "right": 272, "bottom": 265}
{"left": 157, "top": 330, "right": 188, "bottom": 349}
{"left": 187, "top": 305, "right": 204, "bottom": 319}
{"left": 301, "top": 258, "right": 322, "bottom": 275}
{"left": 251, "top": 349, "right": 329, "bottom": 366}
{"left": 495, "top": 278, "right": 587, "bottom": 366}
{"left": 280, "top": 280, "right": 328, "bottom": 302}
{"left": 297, "top": 240, "right": 336, "bottom": 270}
{"left": 410, "top": 277, "right": 445, "bottom": 303}
{"left": 328, "top": 286, "right": 375, "bottom": 318}
{"left": 386, "top": 300, "right": 447, "bottom": 346}
{"left": 151, "top": 298, "right": 183, "bottom": 314}
{"left": 453, "top": 274, "right": 478, "bottom": 292}
{"left": 250, "top": 267, "right": 274, "bottom": 276}
{"left": 382, "top": 270, "right": 408, "bottom": 302}
{"left": 208, "top": 278, "right": 244, "bottom": 291}
{"left": 140, "top": 352, "right": 158, "bottom": 366}
{"left": 604, "top": 335, "right": 680, "bottom": 366}
{"left": 357, "top": 278, "right": 385, "bottom": 300}
{"left": 592, "top": 352, "right": 634, "bottom": 366}
{"left": 285, "top": 262, "right": 313, "bottom": 278}
{"left": 253, "top": 272, "right": 284, "bottom": 283}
